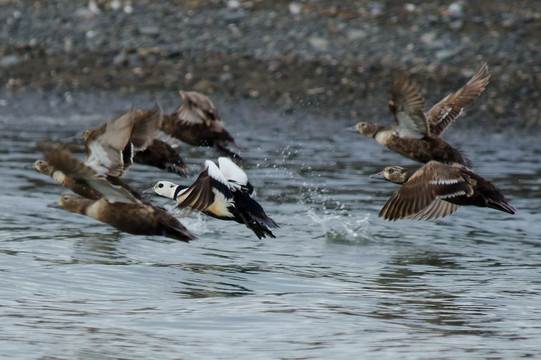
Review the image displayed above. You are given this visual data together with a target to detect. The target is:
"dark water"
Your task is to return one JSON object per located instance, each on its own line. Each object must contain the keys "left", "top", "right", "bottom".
{"left": 1, "top": 93, "right": 540, "bottom": 359}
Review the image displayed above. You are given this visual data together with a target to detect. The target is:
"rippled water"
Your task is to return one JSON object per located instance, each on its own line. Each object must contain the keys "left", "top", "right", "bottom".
{"left": 1, "top": 93, "right": 540, "bottom": 359}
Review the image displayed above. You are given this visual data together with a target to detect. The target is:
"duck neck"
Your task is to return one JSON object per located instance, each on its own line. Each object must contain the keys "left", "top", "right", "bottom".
{"left": 173, "top": 185, "right": 188, "bottom": 201}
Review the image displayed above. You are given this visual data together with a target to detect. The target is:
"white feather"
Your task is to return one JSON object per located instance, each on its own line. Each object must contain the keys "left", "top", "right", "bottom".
{"left": 153, "top": 181, "right": 179, "bottom": 199}
{"left": 375, "top": 130, "right": 394, "bottom": 146}
{"left": 51, "top": 170, "right": 67, "bottom": 184}
{"left": 429, "top": 179, "right": 459, "bottom": 185}
{"left": 85, "top": 141, "right": 113, "bottom": 175}
{"left": 437, "top": 190, "right": 467, "bottom": 199}
{"left": 218, "top": 157, "right": 248, "bottom": 186}
{"left": 395, "top": 113, "right": 424, "bottom": 139}
{"left": 205, "top": 161, "right": 229, "bottom": 187}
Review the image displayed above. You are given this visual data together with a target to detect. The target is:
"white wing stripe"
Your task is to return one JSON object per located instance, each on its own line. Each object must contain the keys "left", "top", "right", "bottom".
{"left": 428, "top": 179, "right": 459, "bottom": 185}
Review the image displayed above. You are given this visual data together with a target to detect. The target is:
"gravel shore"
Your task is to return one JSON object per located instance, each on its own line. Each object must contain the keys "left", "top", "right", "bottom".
{"left": 1, "top": 0, "right": 540, "bottom": 129}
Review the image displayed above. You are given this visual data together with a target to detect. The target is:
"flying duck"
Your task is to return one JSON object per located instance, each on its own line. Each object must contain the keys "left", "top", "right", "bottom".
{"left": 35, "top": 107, "right": 152, "bottom": 200}
{"left": 372, "top": 160, "right": 516, "bottom": 221}
{"left": 355, "top": 63, "right": 490, "bottom": 166}
{"left": 41, "top": 143, "right": 195, "bottom": 242}
{"left": 82, "top": 106, "right": 136, "bottom": 178}
{"left": 160, "top": 91, "right": 242, "bottom": 159}
{"left": 131, "top": 106, "right": 190, "bottom": 177}
{"left": 34, "top": 158, "right": 102, "bottom": 200}
{"left": 153, "top": 157, "right": 277, "bottom": 239}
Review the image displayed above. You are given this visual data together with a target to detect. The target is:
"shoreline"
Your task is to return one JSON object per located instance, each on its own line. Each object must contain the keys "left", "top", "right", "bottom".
{"left": 1, "top": 1, "right": 539, "bottom": 129}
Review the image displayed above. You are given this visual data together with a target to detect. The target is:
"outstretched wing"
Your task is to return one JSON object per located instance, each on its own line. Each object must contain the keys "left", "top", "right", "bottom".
{"left": 131, "top": 104, "right": 162, "bottom": 150}
{"left": 218, "top": 157, "right": 253, "bottom": 194}
{"left": 176, "top": 161, "right": 233, "bottom": 215}
{"left": 40, "top": 143, "right": 139, "bottom": 204}
{"left": 427, "top": 63, "right": 490, "bottom": 136}
{"left": 83, "top": 107, "right": 135, "bottom": 177}
{"left": 389, "top": 69, "right": 428, "bottom": 139}
{"left": 379, "top": 161, "right": 471, "bottom": 221}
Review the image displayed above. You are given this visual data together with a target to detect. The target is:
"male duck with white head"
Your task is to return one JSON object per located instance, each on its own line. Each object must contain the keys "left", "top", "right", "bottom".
{"left": 154, "top": 157, "right": 277, "bottom": 239}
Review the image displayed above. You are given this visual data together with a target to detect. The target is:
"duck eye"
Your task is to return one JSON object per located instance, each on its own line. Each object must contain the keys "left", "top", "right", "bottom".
{"left": 388, "top": 168, "right": 394, "bottom": 174}
{"left": 158, "top": 183, "right": 164, "bottom": 188}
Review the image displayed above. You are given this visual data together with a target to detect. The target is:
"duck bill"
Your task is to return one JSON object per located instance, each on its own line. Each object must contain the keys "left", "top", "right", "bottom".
{"left": 369, "top": 171, "right": 385, "bottom": 180}
{"left": 142, "top": 187, "right": 157, "bottom": 195}
{"left": 46, "top": 201, "right": 62, "bottom": 209}
{"left": 345, "top": 125, "right": 358, "bottom": 133}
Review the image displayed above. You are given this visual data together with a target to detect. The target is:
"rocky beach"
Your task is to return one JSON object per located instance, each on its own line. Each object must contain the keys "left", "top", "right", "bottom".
{"left": 0, "top": 0, "right": 540, "bottom": 129}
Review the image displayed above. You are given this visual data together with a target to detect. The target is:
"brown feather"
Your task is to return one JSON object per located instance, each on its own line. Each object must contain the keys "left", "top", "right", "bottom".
{"left": 428, "top": 63, "right": 490, "bottom": 136}
{"left": 131, "top": 104, "right": 162, "bottom": 150}
{"left": 390, "top": 69, "right": 428, "bottom": 138}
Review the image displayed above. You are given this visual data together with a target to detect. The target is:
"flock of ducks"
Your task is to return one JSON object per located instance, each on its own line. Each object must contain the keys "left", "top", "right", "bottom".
{"left": 34, "top": 63, "right": 515, "bottom": 243}
{"left": 35, "top": 91, "right": 277, "bottom": 242}
{"left": 355, "top": 63, "right": 516, "bottom": 221}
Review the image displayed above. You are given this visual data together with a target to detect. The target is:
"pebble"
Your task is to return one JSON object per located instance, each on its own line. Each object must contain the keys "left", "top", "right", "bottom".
{"left": 308, "top": 36, "right": 329, "bottom": 51}
{"left": 0, "top": 55, "right": 20, "bottom": 67}
{"left": 346, "top": 29, "right": 368, "bottom": 41}
{"left": 0, "top": 0, "right": 537, "bottom": 127}
{"left": 138, "top": 26, "right": 160, "bottom": 36}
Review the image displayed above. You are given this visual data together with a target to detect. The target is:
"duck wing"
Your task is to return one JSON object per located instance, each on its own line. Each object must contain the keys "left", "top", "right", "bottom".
{"left": 231, "top": 191, "right": 278, "bottom": 239}
{"left": 379, "top": 161, "right": 472, "bottom": 221}
{"left": 176, "top": 161, "right": 233, "bottom": 215}
{"left": 83, "top": 107, "right": 134, "bottom": 177}
{"left": 131, "top": 104, "right": 162, "bottom": 151}
{"left": 428, "top": 63, "right": 490, "bottom": 136}
{"left": 40, "top": 143, "right": 139, "bottom": 204}
{"left": 218, "top": 157, "right": 253, "bottom": 194}
{"left": 388, "top": 69, "right": 428, "bottom": 139}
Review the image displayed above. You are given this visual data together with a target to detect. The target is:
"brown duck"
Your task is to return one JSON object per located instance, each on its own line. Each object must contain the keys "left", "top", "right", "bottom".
{"left": 131, "top": 106, "right": 190, "bottom": 176}
{"left": 34, "top": 158, "right": 102, "bottom": 200}
{"left": 41, "top": 144, "right": 195, "bottom": 242}
{"left": 161, "top": 91, "right": 241, "bottom": 159}
{"left": 355, "top": 63, "right": 490, "bottom": 166}
{"left": 37, "top": 107, "right": 149, "bottom": 200}
{"left": 373, "top": 160, "right": 516, "bottom": 221}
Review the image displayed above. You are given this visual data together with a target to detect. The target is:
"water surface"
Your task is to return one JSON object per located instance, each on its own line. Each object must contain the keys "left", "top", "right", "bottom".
{"left": 1, "top": 93, "right": 540, "bottom": 359}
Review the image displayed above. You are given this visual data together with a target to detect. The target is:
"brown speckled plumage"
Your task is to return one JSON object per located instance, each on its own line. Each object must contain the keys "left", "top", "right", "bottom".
{"left": 355, "top": 64, "right": 489, "bottom": 166}
{"left": 375, "top": 161, "right": 516, "bottom": 221}
{"left": 160, "top": 91, "right": 241, "bottom": 159}
{"left": 39, "top": 144, "right": 195, "bottom": 242}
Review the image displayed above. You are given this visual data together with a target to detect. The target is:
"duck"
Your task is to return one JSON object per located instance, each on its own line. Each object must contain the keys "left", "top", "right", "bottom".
{"left": 34, "top": 108, "right": 138, "bottom": 199}
{"left": 153, "top": 157, "right": 278, "bottom": 239}
{"left": 160, "top": 91, "right": 242, "bottom": 159}
{"left": 355, "top": 63, "right": 490, "bottom": 166}
{"left": 131, "top": 106, "right": 190, "bottom": 177}
{"left": 81, "top": 106, "right": 137, "bottom": 178}
{"left": 41, "top": 143, "right": 195, "bottom": 242}
{"left": 35, "top": 106, "right": 166, "bottom": 200}
{"left": 34, "top": 158, "right": 103, "bottom": 200}
{"left": 372, "top": 160, "right": 516, "bottom": 221}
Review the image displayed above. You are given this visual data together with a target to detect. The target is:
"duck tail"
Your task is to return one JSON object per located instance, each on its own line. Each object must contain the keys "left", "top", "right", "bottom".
{"left": 160, "top": 218, "right": 197, "bottom": 242}
{"left": 240, "top": 213, "right": 277, "bottom": 239}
